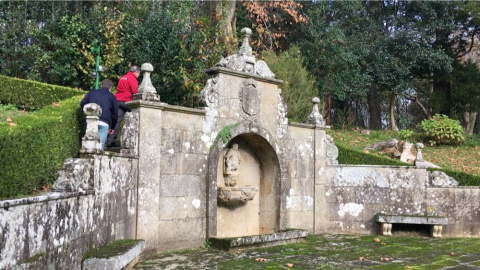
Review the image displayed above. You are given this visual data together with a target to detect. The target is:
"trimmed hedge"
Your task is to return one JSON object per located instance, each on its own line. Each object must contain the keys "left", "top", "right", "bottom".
{"left": 0, "top": 96, "right": 85, "bottom": 199}
{"left": 0, "top": 75, "right": 84, "bottom": 110}
{"left": 336, "top": 144, "right": 411, "bottom": 166}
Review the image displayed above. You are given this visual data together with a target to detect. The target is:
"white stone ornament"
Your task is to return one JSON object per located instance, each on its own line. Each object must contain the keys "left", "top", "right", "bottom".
{"left": 215, "top": 27, "right": 275, "bottom": 78}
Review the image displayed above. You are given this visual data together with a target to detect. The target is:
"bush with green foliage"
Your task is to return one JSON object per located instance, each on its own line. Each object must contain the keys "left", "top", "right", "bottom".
{"left": 261, "top": 46, "right": 319, "bottom": 123}
{"left": 0, "top": 96, "right": 85, "bottom": 199}
{"left": 0, "top": 75, "right": 83, "bottom": 110}
{"left": 397, "top": 129, "right": 414, "bottom": 141}
{"left": 420, "top": 114, "right": 465, "bottom": 145}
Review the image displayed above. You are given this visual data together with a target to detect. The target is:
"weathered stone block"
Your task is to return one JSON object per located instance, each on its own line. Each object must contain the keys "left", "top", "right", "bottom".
{"left": 325, "top": 187, "right": 356, "bottom": 204}
{"left": 159, "top": 196, "right": 205, "bottom": 220}
{"left": 159, "top": 175, "right": 203, "bottom": 197}
{"left": 158, "top": 218, "right": 205, "bottom": 243}
{"left": 355, "top": 187, "right": 388, "bottom": 204}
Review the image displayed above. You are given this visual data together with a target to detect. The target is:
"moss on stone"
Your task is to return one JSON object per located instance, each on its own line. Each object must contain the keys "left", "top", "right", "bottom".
{"left": 83, "top": 239, "right": 142, "bottom": 260}
{"left": 27, "top": 253, "right": 44, "bottom": 263}
{"left": 217, "top": 123, "right": 240, "bottom": 144}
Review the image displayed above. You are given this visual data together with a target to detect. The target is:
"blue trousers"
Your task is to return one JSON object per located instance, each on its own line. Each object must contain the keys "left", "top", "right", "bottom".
{"left": 98, "top": 125, "right": 109, "bottom": 150}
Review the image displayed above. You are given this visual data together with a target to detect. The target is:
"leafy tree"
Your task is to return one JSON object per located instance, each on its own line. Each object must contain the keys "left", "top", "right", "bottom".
{"left": 449, "top": 60, "right": 480, "bottom": 134}
{"left": 120, "top": 1, "right": 226, "bottom": 106}
{"left": 0, "top": 1, "right": 45, "bottom": 79}
{"left": 261, "top": 46, "right": 319, "bottom": 122}
{"left": 298, "top": 1, "right": 372, "bottom": 126}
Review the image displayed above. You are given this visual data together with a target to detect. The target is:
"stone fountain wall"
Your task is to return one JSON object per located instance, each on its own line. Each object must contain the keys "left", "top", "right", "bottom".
{"left": 2, "top": 28, "right": 480, "bottom": 269}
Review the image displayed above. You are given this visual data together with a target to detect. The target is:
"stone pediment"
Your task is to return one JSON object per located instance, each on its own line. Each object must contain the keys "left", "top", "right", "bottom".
{"left": 215, "top": 28, "right": 275, "bottom": 79}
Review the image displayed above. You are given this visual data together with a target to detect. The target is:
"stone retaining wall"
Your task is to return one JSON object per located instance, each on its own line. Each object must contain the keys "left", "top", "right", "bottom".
{"left": 323, "top": 165, "right": 480, "bottom": 236}
{"left": 0, "top": 154, "right": 138, "bottom": 270}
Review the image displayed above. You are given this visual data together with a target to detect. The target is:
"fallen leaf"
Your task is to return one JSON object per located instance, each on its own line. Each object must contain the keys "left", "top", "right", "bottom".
{"left": 52, "top": 102, "right": 60, "bottom": 107}
{"left": 6, "top": 116, "right": 13, "bottom": 122}
{"left": 373, "top": 238, "right": 380, "bottom": 242}
{"left": 381, "top": 242, "right": 387, "bottom": 245}
{"left": 359, "top": 257, "right": 364, "bottom": 261}
{"left": 43, "top": 184, "right": 50, "bottom": 191}
{"left": 8, "top": 122, "right": 17, "bottom": 127}
{"left": 405, "top": 266, "right": 412, "bottom": 269}
{"left": 450, "top": 252, "right": 455, "bottom": 256}
{"left": 286, "top": 263, "right": 294, "bottom": 268}
{"left": 234, "top": 248, "right": 244, "bottom": 255}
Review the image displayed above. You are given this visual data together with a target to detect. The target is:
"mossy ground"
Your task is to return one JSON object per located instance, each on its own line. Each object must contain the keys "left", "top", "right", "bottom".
{"left": 134, "top": 234, "right": 480, "bottom": 269}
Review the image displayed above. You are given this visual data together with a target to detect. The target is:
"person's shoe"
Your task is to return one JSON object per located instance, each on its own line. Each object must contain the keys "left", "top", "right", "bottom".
{"left": 107, "top": 142, "right": 118, "bottom": 148}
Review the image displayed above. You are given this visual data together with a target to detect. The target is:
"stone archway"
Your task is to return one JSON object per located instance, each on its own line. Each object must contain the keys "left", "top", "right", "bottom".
{"left": 206, "top": 124, "right": 282, "bottom": 238}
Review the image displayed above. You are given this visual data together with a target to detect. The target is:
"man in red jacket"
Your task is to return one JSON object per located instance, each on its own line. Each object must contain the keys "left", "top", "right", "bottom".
{"left": 107, "top": 66, "right": 140, "bottom": 147}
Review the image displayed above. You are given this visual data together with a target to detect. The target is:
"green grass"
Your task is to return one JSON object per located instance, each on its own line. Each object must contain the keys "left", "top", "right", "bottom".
{"left": 0, "top": 103, "right": 29, "bottom": 124}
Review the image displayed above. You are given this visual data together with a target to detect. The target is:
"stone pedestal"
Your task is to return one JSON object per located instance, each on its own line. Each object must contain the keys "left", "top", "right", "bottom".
{"left": 80, "top": 103, "right": 102, "bottom": 156}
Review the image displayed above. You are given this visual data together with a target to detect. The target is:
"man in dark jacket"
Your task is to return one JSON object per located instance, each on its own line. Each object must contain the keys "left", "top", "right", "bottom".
{"left": 80, "top": 79, "right": 118, "bottom": 150}
{"left": 106, "top": 65, "right": 140, "bottom": 147}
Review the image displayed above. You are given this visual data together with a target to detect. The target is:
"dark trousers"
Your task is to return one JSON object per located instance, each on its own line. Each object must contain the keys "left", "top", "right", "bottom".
{"left": 107, "top": 101, "right": 126, "bottom": 146}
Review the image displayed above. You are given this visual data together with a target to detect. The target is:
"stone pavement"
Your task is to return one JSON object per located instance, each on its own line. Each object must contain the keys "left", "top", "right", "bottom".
{"left": 133, "top": 234, "right": 480, "bottom": 269}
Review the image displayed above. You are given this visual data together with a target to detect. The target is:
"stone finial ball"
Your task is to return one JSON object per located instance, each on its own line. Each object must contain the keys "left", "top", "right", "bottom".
{"left": 141, "top": 63, "right": 154, "bottom": 72}
{"left": 312, "top": 97, "right": 320, "bottom": 104}
{"left": 241, "top": 27, "right": 252, "bottom": 35}
{"left": 415, "top": 143, "right": 424, "bottom": 149}
{"left": 83, "top": 103, "right": 102, "bottom": 116}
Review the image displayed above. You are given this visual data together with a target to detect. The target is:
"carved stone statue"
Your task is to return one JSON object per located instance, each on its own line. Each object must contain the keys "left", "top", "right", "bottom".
{"left": 224, "top": 143, "right": 241, "bottom": 174}
{"left": 224, "top": 143, "right": 241, "bottom": 186}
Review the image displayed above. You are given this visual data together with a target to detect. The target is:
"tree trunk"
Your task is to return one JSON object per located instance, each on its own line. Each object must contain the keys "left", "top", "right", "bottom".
{"left": 324, "top": 93, "right": 332, "bottom": 125}
{"left": 389, "top": 92, "right": 397, "bottom": 130}
{"left": 216, "top": 1, "right": 237, "bottom": 55}
{"left": 367, "top": 88, "right": 382, "bottom": 130}
{"left": 478, "top": 108, "right": 480, "bottom": 135}
{"left": 464, "top": 111, "right": 477, "bottom": 135}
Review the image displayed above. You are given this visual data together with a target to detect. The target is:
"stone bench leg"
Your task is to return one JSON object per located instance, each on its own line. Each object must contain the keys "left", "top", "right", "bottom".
{"left": 431, "top": 225, "right": 443, "bottom": 238}
{"left": 380, "top": 223, "right": 392, "bottom": 236}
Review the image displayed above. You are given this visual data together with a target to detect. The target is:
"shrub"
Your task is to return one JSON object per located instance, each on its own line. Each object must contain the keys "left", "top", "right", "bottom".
{"left": 397, "top": 129, "right": 414, "bottom": 141}
{"left": 0, "top": 75, "right": 83, "bottom": 110}
{"left": 261, "top": 46, "right": 319, "bottom": 123}
{"left": 0, "top": 96, "right": 85, "bottom": 199}
{"left": 420, "top": 114, "right": 465, "bottom": 145}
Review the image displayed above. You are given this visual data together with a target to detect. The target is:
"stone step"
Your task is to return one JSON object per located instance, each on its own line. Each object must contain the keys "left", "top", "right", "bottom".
{"left": 209, "top": 229, "right": 308, "bottom": 251}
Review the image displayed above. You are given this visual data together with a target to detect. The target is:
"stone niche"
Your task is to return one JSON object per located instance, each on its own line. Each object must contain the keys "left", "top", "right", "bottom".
{"left": 216, "top": 135, "right": 279, "bottom": 238}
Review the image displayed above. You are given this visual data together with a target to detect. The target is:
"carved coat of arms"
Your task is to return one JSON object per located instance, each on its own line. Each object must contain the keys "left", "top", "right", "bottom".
{"left": 239, "top": 78, "right": 261, "bottom": 121}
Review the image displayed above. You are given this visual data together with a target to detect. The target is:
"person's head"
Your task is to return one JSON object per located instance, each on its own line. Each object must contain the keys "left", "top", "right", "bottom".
{"left": 101, "top": 79, "right": 113, "bottom": 91}
{"left": 130, "top": 66, "right": 141, "bottom": 78}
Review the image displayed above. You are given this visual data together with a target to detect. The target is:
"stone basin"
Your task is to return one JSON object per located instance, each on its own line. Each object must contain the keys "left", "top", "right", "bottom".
{"left": 217, "top": 185, "right": 258, "bottom": 206}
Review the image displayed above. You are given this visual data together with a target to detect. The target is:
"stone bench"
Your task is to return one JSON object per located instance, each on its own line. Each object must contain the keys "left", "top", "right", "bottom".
{"left": 82, "top": 239, "right": 145, "bottom": 270}
{"left": 375, "top": 214, "right": 448, "bottom": 238}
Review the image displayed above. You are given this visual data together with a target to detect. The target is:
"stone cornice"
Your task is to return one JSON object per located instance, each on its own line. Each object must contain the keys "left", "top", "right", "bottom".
{"left": 127, "top": 100, "right": 206, "bottom": 116}
{"left": 205, "top": 67, "right": 284, "bottom": 85}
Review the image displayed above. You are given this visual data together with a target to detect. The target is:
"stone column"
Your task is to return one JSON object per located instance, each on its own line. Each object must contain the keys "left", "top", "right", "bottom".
{"left": 306, "top": 97, "right": 330, "bottom": 234}
{"left": 129, "top": 62, "right": 163, "bottom": 251}
{"left": 80, "top": 103, "right": 102, "bottom": 156}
